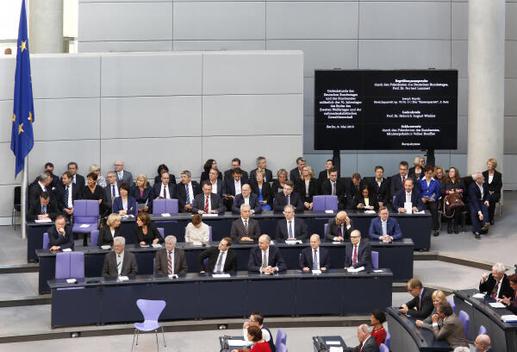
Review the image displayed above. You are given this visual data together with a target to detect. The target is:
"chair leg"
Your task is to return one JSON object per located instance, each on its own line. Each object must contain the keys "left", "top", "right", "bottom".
{"left": 155, "top": 330, "right": 159, "bottom": 352}
{"left": 131, "top": 329, "right": 137, "bottom": 352}
{"left": 161, "top": 326, "right": 167, "bottom": 347}
{"left": 136, "top": 329, "right": 139, "bottom": 346}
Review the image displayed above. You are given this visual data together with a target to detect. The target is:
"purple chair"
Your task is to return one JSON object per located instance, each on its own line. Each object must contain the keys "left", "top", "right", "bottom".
{"left": 208, "top": 226, "right": 213, "bottom": 242}
{"left": 157, "top": 227, "right": 164, "bottom": 239}
{"left": 69, "top": 252, "right": 85, "bottom": 279}
{"left": 371, "top": 250, "right": 379, "bottom": 270}
{"left": 275, "top": 329, "right": 287, "bottom": 352}
{"left": 312, "top": 195, "right": 338, "bottom": 213}
{"left": 132, "top": 299, "right": 167, "bottom": 352}
{"left": 379, "top": 343, "right": 389, "bottom": 352}
{"left": 43, "top": 232, "right": 49, "bottom": 250}
{"left": 479, "top": 324, "right": 487, "bottom": 335}
{"left": 55, "top": 252, "right": 71, "bottom": 279}
{"left": 458, "top": 310, "right": 470, "bottom": 340}
{"left": 152, "top": 199, "right": 179, "bottom": 216}
{"left": 90, "top": 230, "right": 99, "bottom": 247}
{"left": 447, "top": 295, "right": 456, "bottom": 313}
{"left": 72, "top": 200, "right": 99, "bottom": 234}
{"left": 385, "top": 331, "right": 391, "bottom": 348}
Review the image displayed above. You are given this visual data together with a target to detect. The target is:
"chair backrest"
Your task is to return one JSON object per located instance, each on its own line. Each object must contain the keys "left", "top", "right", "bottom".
{"left": 371, "top": 251, "right": 379, "bottom": 270}
{"left": 152, "top": 199, "right": 179, "bottom": 216}
{"left": 55, "top": 252, "right": 71, "bottom": 279}
{"left": 208, "top": 226, "right": 212, "bottom": 242}
{"left": 458, "top": 310, "right": 470, "bottom": 340}
{"left": 13, "top": 186, "right": 21, "bottom": 210}
{"left": 90, "top": 230, "right": 99, "bottom": 247}
{"left": 136, "top": 299, "right": 166, "bottom": 322}
{"left": 323, "top": 223, "right": 329, "bottom": 238}
{"left": 73, "top": 200, "right": 100, "bottom": 224}
{"left": 384, "top": 331, "right": 391, "bottom": 348}
{"left": 69, "top": 252, "right": 85, "bottom": 279}
{"left": 43, "top": 232, "right": 49, "bottom": 250}
{"left": 379, "top": 343, "right": 389, "bottom": 352}
{"left": 313, "top": 195, "right": 338, "bottom": 212}
{"left": 157, "top": 227, "right": 165, "bottom": 239}
{"left": 447, "top": 295, "right": 456, "bottom": 313}
{"left": 275, "top": 329, "right": 287, "bottom": 352}
{"left": 478, "top": 324, "right": 487, "bottom": 335}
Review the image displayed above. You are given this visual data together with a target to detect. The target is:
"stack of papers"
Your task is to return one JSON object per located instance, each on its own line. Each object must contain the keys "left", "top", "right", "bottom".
{"left": 100, "top": 245, "right": 111, "bottom": 250}
{"left": 472, "top": 293, "right": 486, "bottom": 299}
{"left": 151, "top": 243, "right": 162, "bottom": 248}
{"left": 212, "top": 273, "right": 231, "bottom": 278}
{"left": 312, "top": 270, "right": 322, "bottom": 275}
{"left": 34, "top": 219, "right": 52, "bottom": 223}
{"left": 347, "top": 266, "right": 365, "bottom": 273}
{"left": 501, "top": 315, "right": 517, "bottom": 323}
{"left": 227, "top": 339, "right": 251, "bottom": 347}
{"left": 285, "top": 239, "right": 301, "bottom": 245}
{"left": 489, "top": 302, "right": 506, "bottom": 308}
{"left": 118, "top": 276, "right": 129, "bottom": 282}
{"left": 66, "top": 278, "right": 77, "bottom": 284}
{"left": 202, "top": 213, "right": 218, "bottom": 217}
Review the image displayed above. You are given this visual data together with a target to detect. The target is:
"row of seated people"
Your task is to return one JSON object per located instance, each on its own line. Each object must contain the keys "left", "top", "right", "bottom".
{"left": 29, "top": 156, "right": 502, "bottom": 240}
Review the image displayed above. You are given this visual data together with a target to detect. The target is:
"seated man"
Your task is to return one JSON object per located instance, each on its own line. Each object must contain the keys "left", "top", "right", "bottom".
{"left": 242, "top": 312, "right": 276, "bottom": 351}
{"left": 104, "top": 171, "right": 119, "bottom": 209}
{"left": 325, "top": 210, "right": 353, "bottom": 242}
{"left": 232, "top": 184, "right": 262, "bottom": 214}
{"left": 366, "top": 165, "right": 390, "bottom": 208}
{"left": 399, "top": 278, "right": 434, "bottom": 319}
{"left": 28, "top": 192, "right": 59, "bottom": 222}
{"left": 199, "top": 237, "right": 238, "bottom": 274}
{"left": 152, "top": 171, "right": 177, "bottom": 200}
{"left": 299, "top": 234, "right": 330, "bottom": 272}
{"left": 345, "top": 324, "right": 379, "bottom": 352}
{"left": 230, "top": 204, "right": 261, "bottom": 242}
{"left": 176, "top": 170, "right": 201, "bottom": 213}
{"left": 469, "top": 172, "right": 490, "bottom": 239}
{"left": 272, "top": 181, "right": 304, "bottom": 212}
{"left": 154, "top": 235, "right": 188, "bottom": 276}
{"left": 317, "top": 159, "right": 335, "bottom": 184}
{"left": 393, "top": 178, "right": 424, "bottom": 213}
{"left": 56, "top": 171, "right": 80, "bottom": 218}
{"left": 431, "top": 302, "right": 469, "bottom": 348}
{"left": 479, "top": 262, "right": 513, "bottom": 299}
{"left": 344, "top": 230, "right": 371, "bottom": 271}
{"left": 248, "top": 234, "right": 286, "bottom": 274}
{"left": 289, "top": 156, "right": 305, "bottom": 182}
{"left": 102, "top": 236, "right": 138, "bottom": 278}
{"left": 368, "top": 206, "right": 402, "bottom": 243}
{"left": 275, "top": 204, "right": 308, "bottom": 242}
{"left": 192, "top": 182, "right": 226, "bottom": 214}
{"left": 47, "top": 215, "right": 74, "bottom": 251}
{"left": 113, "top": 160, "right": 133, "bottom": 186}
{"left": 320, "top": 168, "right": 347, "bottom": 209}
{"left": 28, "top": 172, "right": 52, "bottom": 209}
{"left": 474, "top": 334, "right": 491, "bottom": 352}
{"left": 224, "top": 157, "right": 249, "bottom": 184}
{"left": 249, "top": 156, "right": 273, "bottom": 183}
{"left": 223, "top": 167, "right": 248, "bottom": 210}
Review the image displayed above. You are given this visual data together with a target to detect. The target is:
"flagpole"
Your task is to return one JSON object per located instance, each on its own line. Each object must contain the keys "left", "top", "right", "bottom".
{"left": 21, "top": 157, "right": 28, "bottom": 240}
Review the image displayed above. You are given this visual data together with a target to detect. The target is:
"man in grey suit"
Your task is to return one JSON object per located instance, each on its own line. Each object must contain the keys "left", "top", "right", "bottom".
{"left": 154, "top": 235, "right": 188, "bottom": 276}
{"left": 346, "top": 324, "right": 379, "bottom": 352}
{"left": 104, "top": 171, "right": 119, "bottom": 209}
{"left": 275, "top": 204, "right": 308, "bottom": 242}
{"left": 102, "top": 236, "right": 138, "bottom": 278}
{"left": 432, "top": 302, "right": 469, "bottom": 348}
{"left": 114, "top": 160, "right": 133, "bottom": 186}
{"left": 230, "top": 204, "right": 261, "bottom": 243}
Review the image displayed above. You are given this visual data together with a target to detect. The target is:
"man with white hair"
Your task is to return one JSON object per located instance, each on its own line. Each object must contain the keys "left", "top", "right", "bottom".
{"left": 230, "top": 204, "right": 261, "bottom": 243}
{"left": 468, "top": 172, "right": 490, "bottom": 239}
{"left": 345, "top": 324, "right": 378, "bottom": 352}
{"left": 154, "top": 235, "right": 188, "bottom": 276}
{"left": 479, "top": 262, "right": 513, "bottom": 299}
{"left": 248, "top": 234, "right": 286, "bottom": 274}
{"left": 102, "top": 236, "right": 138, "bottom": 278}
{"left": 114, "top": 160, "right": 133, "bottom": 186}
{"left": 232, "top": 184, "right": 262, "bottom": 214}
{"left": 474, "top": 334, "right": 491, "bottom": 352}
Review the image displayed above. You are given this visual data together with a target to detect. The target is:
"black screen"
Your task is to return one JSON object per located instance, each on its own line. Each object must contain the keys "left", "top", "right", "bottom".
{"left": 314, "top": 70, "right": 458, "bottom": 150}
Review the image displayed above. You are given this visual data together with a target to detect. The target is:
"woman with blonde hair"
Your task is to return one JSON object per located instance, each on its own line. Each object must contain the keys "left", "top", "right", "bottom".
{"left": 482, "top": 158, "right": 502, "bottom": 225}
{"left": 415, "top": 290, "right": 448, "bottom": 329}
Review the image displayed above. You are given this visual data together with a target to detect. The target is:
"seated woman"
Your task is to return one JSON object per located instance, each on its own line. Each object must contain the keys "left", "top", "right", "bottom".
{"left": 355, "top": 186, "right": 377, "bottom": 211}
{"left": 370, "top": 309, "right": 387, "bottom": 346}
{"left": 130, "top": 174, "right": 153, "bottom": 212}
{"left": 418, "top": 166, "right": 442, "bottom": 237}
{"left": 112, "top": 183, "right": 137, "bottom": 216}
{"left": 271, "top": 169, "right": 288, "bottom": 194}
{"left": 501, "top": 274, "right": 517, "bottom": 314}
{"left": 250, "top": 170, "right": 272, "bottom": 211}
{"left": 98, "top": 213, "right": 122, "bottom": 246}
{"left": 415, "top": 290, "right": 447, "bottom": 329}
{"left": 233, "top": 326, "right": 271, "bottom": 352}
{"left": 82, "top": 172, "right": 108, "bottom": 216}
{"left": 185, "top": 214, "right": 210, "bottom": 244}
{"left": 136, "top": 212, "right": 162, "bottom": 246}
{"left": 295, "top": 165, "right": 319, "bottom": 210}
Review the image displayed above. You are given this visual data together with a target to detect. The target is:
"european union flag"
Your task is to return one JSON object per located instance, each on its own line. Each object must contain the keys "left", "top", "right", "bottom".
{"left": 10, "top": 0, "right": 35, "bottom": 176}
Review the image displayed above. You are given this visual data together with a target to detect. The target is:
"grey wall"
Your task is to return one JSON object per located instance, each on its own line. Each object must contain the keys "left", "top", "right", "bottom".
{"left": 77, "top": 0, "right": 517, "bottom": 189}
{"left": 0, "top": 50, "right": 303, "bottom": 223}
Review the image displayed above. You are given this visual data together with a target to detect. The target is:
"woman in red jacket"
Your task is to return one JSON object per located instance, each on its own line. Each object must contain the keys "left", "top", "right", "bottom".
{"left": 233, "top": 325, "right": 272, "bottom": 352}
{"left": 370, "top": 309, "right": 387, "bottom": 346}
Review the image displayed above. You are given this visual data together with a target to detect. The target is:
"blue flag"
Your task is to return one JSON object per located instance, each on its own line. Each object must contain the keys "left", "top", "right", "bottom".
{"left": 10, "top": 0, "right": 35, "bottom": 177}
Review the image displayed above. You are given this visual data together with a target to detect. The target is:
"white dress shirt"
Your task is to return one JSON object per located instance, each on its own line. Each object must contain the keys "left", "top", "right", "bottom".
{"left": 116, "top": 252, "right": 124, "bottom": 276}
{"left": 211, "top": 181, "right": 218, "bottom": 195}
{"left": 234, "top": 180, "right": 242, "bottom": 195}
{"left": 160, "top": 183, "right": 171, "bottom": 199}
{"left": 65, "top": 184, "right": 73, "bottom": 208}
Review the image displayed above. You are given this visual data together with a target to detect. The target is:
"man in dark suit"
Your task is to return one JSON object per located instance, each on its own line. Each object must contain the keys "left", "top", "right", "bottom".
{"left": 223, "top": 168, "right": 249, "bottom": 210}
{"left": 104, "top": 171, "right": 119, "bottom": 210}
{"left": 275, "top": 204, "right": 308, "bottom": 242}
{"left": 43, "top": 162, "right": 60, "bottom": 189}
{"left": 368, "top": 206, "right": 402, "bottom": 242}
{"left": 346, "top": 173, "right": 367, "bottom": 209}
{"left": 152, "top": 172, "right": 177, "bottom": 200}
{"left": 325, "top": 211, "right": 353, "bottom": 242}
{"left": 393, "top": 178, "right": 424, "bottom": 213}
{"left": 67, "top": 161, "right": 85, "bottom": 194}
{"left": 399, "top": 278, "right": 434, "bottom": 320}
{"left": 55, "top": 171, "right": 80, "bottom": 218}
{"left": 208, "top": 168, "right": 224, "bottom": 197}
{"left": 28, "top": 172, "right": 52, "bottom": 209}
{"left": 389, "top": 161, "right": 410, "bottom": 202}
{"left": 199, "top": 237, "right": 238, "bottom": 274}
{"left": 345, "top": 324, "right": 379, "bottom": 352}
{"left": 431, "top": 302, "right": 469, "bottom": 348}
{"left": 28, "top": 192, "right": 59, "bottom": 221}
{"left": 272, "top": 181, "right": 304, "bottom": 212}
{"left": 299, "top": 234, "right": 330, "bottom": 272}
{"left": 479, "top": 262, "right": 513, "bottom": 299}
{"left": 469, "top": 172, "right": 490, "bottom": 239}
{"left": 320, "top": 169, "right": 347, "bottom": 209}
{"left": 224, "top": 158, "right": 249, "bottom": 184}
{"left": 192, "top": 182, "right": 226, "bottom": 214}
{"left": 289, "top": 156, "right": 305, "bottom": 182}
{"left": 249, "top": 156, "right": 273, "bottom": 183}
{"left": 232, "top": 184, "right": 262, "bottom": 214}
{"left": 366, "top": 166, "right": 390, "bottom": 208}
{"left": 102, "top": 236, "right": 138, "bottom": 278}
{"left": 230, "top": 204, "right": 261, "bottom": 242}
{"left": 113, "top": 160, "right": 133, "bottom": 186}
{"left": 317, "top": 159, "right": 335, "bottom": 185}
{"left": 248, "top": 234, "right": 287, "bottom": 274}
{"left": 47, "top": 215, "right": 74, "bottom": 251}
{"left": 344, "top": 230, "right": 372, "bottom": 271}
{"left": 154, "top": 235, "right": 188, "bottom": 276}
{"left": 177, "top": 170, "right": 201, "bottom": 212}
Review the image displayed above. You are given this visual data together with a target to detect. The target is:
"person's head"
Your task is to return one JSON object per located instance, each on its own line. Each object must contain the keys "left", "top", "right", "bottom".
{"left": 474, "top": 334, "right": 491, "bottom": 352}
{"left": 447, "top": 167, "right": 460, "bottom": 180}
{"left": 67, "top": 162, "right": 78, "bottom": 175}
{"left": 89, "top": 164, "right": 101, "bottom": 177}
{"left": 39, "top": 192, "right": 50, "bottom": 205}
{"left": 86, "top": 172, "right": 98, "bottom": 186}
{"left": 202, "top": 182, "right": 212, "bottom": 195}
{"left": 248, "top": 312, "right": 264, "bottom": 327}
{"left": 204, "top": 159, "right": 217, "bottom": 173}
{"left": 277, "top": 169, "right": 288, "bottom": 182}
{"left": 256, "top": 156, "right": 267, "bottom": 170}
{"left": 106, "top": 171, "right": 117, "bottom": 185}
{"left": 434, "top": 166, "right": 444, "bottom": 180}
{"left": 335, "top": 211, "right": 349, "bottom": 225}
{"left": 209, "top": 168, "right": 219, "bottom": 182}
{"left": 246, "top": 325, "right": 263, "bottom": 343}
{"left": 414, "top": 156, "right": 425, "bottom": 167}
{"left": 231, "top": 158, "right": 241, "bottom": 170}
{"left": 296, "top": 157, "right": 305, "bottom": 170}
{"left": 232, "top": 168, "right": 243, "bottom": 181}
{"left": 157, "top": 164, "right": 169, "bottom": 176}
{"left": 61, "top": 171, "right": 72, "bottom": 185}
{"left": 44, "top": 162, "right": 54, "bottom": 173}
{"left": 407, "top": 278, "right": 423, "bottom": 297}
{"left": 325, "top": 159, "right": 334, "bottom": 171}
{"left": 180, "top": 170, "right": 192, "bottom": 184}
{"left": 114, "top": 161, "right": 124, "bottom": 172}
{"left": 4, "top": 48, "right": 12, "bottom": 55}
{"left": 258, "top": 234, "right": 271, "bottom": 251}
{"left": 283, "top": 204, "right": 295, "bottom": 220}
{"left": 302, "top": 165, "right": 313, "bottom": 178}
{"left": 218, "top": 237, "right": 232, "bottom": 252}
{"left": 241, "top": 184, "right": 251, "bottom": 198}
{"left": 351, "top": 173, "right": 362, "bottom": 186}
{"left": 255, "top": 169, "right": 265, "bottom": 183}
{"left": 356, "top": 324, "right": 370, "bottom": 343}
{"left": 350, "top": 230, "right": 361, "bottom": 245}
{"left": 164, "top": 235, "right": 177, "bottom": 252}
{"left": 378, "top": 206, "right": 389, "bottom": 221}
{"left": 191, "top": 214, "right": 203, "bottom": 228}
{"left": 160, "top": 172, "right": 170, "bottom": 185}
{"left": 431, "top": 290, "right": 447, "bottom": 308}
{"left": 508, "top": 274, "right": 517, "bottom": 292}
{"left": 136, "top": 174, "right": 148, "bottom": 188}
{"left": 240, "top": 204, "right": 251, "bottom": 219}
{"left": 491, "top": 262, "right": 506, "bottom": 281}
{"left": 424, "top": 166, "right": 434, "bottom": 179}
{"left": 136, "top": 212, "right": 151, "bottom": 227}
{"left": 119, "top": 183, "right": 129, "bottom": 197}
{"left": 282, "top": 181, "right": 294, "bottom": 196}
{"left": 374, "top": 166, "right": 384, "bottom": 179}
{"left": 39, "top": 172, "right": 51, "bottom": 186}
{"left": 309, "top": 234, "right": 321, "bottom": 250}
{"left": 361, "top": 186, "right": 369, "bottom": 198}
{"left": 487, "top": 158, "right": 497, "bottom": 171}
{"left": 369, "top": 309, "right": 386, "bottom": 326}
{"left": 399, "top": 161, "right": 409, "bottom": 177}
{"left": 404, "top": 178, "right": 414, "bottom": 193}
{"left": 106, "top": 213, "right": 122, "bottom": 229}
{"left": 55, "top": 215, "right": 66, "bottom": 231}
{"left": 329, "top": 168, "right": 338, "bottom": 182}
{"left": 113, "top": 236, "right": 126, "bottom": 254}
{"left": 436, "top": 302, "right": 453, "bottom": 319}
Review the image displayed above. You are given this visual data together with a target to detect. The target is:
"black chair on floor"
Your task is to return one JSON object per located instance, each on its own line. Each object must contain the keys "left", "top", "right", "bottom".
{"left": 12, "top": 186, "right": 21, "bottom": 230}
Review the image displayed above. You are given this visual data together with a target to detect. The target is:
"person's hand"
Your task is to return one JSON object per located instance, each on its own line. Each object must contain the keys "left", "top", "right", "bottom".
{"left": 304, "top": 202, "right": 310, "bottom": 209}
{"left": 478, "top": 212, "right": 484, "bottom": 221}
{"left": 500, "top": 296, "right": 511, "bottom": 305}
{"left": 481, "top": 273, "right": 489, "bottom": 283}
{"left": 98, "top": 199, "right": 102, "bottom": 204}
{"left": 64, "top": 208, "right": 73, "bottom": 215}
{"left": 484, "top": 200, "right": 490, "bottom": 206}
{"left": 398, "top": 207, "right": 406, "bottom": 213}
{"left": 431, "top": 314, "right": 439, "bottom": 323}
{"left": 199, "top": 270, "right": 206, "bottom": 274}
{"left": 334, "top": 236, "right": 344, "bottom": 242}
{"left": 50, "top": 245, "right": 60, "bottom": 252}
{"left": 415, "top": 320, "right": 423, "bottom": 328}
{"left": 152, "top": 238, "right": 159, "bottom": 244}
{"left": 378, "top": 202, "right": 384, "bottom": 207}
{"left": 140, "top": 241, "right": 146, "bottom": 246}
{"left": 302, "top": 267, "right": 310, "bottom": 272}
{"left": 119, "top": 210, "right": 127, "bottom": 216}
{"left": 321, "top": 267, "right": 327, "bottom": 272}
{"left": 345, "top": 217, "right": 351, "bottom": 226}
{"left": 412, "top": 207, "right": 418, "bottom": 213}
{"left": 399, "top": 304, "right": 409, "bottom": 314}
{"left": 308, "top": 202, "right": 313, "bottom": 210}
{"left": 421, "top": 198, "right": 427, "bottom": 204}
{"left": 197, "top": 210, "right": 205, "bottom": 215}
{"left": 240, "top": 236, "right": 253, "bottom": 242}
{"left": 184, "top": 204, "right": 192, "bottom": 211}
{"left": 357, "top": 203, "right": 364, "bottom": 209}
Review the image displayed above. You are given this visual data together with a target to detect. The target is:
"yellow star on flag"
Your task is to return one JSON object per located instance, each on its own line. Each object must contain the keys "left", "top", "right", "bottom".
{"left": 19, "top": 41, "right": 27, "bottom": 52}
{"left": 18, "top": 123, "right": 24, "bottom": 135}
{"left": 11, "top": 113, "right": 16, "bottom": 122}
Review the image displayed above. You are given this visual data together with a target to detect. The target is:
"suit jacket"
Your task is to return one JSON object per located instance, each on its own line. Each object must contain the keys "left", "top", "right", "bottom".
{"left": 368, "top": 217, "right": 402, "bottom": 241}
{"left": 224, "top": 169, "right": 249, "bottom": 184}
{"left": 153, "top": 173, "right": 177, "bottom": 186}
{"left": 223, "top": 177, "right": 249, "bottom": 197}
{"left": 27, "top": 199, "right": 59, "bottom": 221}
{"left": 468, "top": 182, "right": 490, "bottom": 213}
{"left": 479, "top": 273, "right": 514, "bottom": 299}
{"left": 154, "top": 248, "right": 188, "bottom": 276}
{"left": 230, "top": 218, "right": 261, "bottom": 242}
{"left": 344, "top": 240, "right": 372, "bottom": 271}
{"left": 47, "top": 224, "right": 74, "bottom": 249}
{"left": 176, "top": 181, "right": 202, "bottom": 211}
{"left": 72, "top": 174, "right": 86, "bottom": 193}
{"left": 151, "top": 182, "right": 177, "bottom": 200}
{"left": 299, "top": 246, "right": 330, "bottom": 270}
{"left": 232, "top": 193, "right": 263, "bottom": 214}
{"left": 130, "top": 185, "right": 153, "bottom": 207}
{"left": 248, "top": 246, "right": 287, "bottom": 273}
{"left": 320, "top": 179, "right": 347, "bottom": 209}
{"left": 199, "top": 246, "right": 238, "bottom": 273}
{"left": 97, "top": 226, "right": 121, "bottom": 246}
{"left": 365, "top": 177, "right": 390, "bottom": 206}
{"left": 482, "top": 170, "right": 503, "bottom": 202}
{"left": 250, "top": 181, "right": 273, "bottom": 207}
{"left": 294, "top": 178, "right": 319, "bottom": 203}
{"left": 389, "top": 174, "right": 412, "bottom": 200}
{"left": 116, "top": 170, "right": 133, "bottom": 186}
{"left": 55, "top": 182, "right": 81, "bottom": 211}
{"left": 347, "top": 336, "right": 379, "bottom": 352}
{"left": 289, "top": 167, "right": 303, "bottom": 183}
{"left": 325, "top": 219, "right": 353, "bottom": 242}
{"left": 405, "top": 287, "right": 434, "bottom": 319}
{"left": 102, "top": 250, "right": 138, "bottom": 278}
{"left": 250, "top": 168, "right": 273, "bottom": 183}
{"left": 272, "top": 192, "right": 304, "bottom": 212}
{"left": 112, "top": 196, "right": 138, "bottom": 216}
{"left": 28, "top": 181, "right": 48, "bottom": 209}
{"left": 393, "top": 189, "right": 424, "bottom": 211}
{"left": 433, "top": 314, "right": 469, "bottom": 348}
{"left": 192, "top": 193, "right": 226, "bottom": 214}
{"left": 275, "top": 218, "right": 308, "bottom": 242}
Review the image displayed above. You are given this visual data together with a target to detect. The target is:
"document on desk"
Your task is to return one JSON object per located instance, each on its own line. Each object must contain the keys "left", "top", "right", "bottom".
{"left": 101, "top": 245, "right": 111, "bottom": 250}
{"left": 326, "top": 340, "right": 341, "bottom": 345}
{"left": 227, "top": 339, "right": 251, "bottom": 347}
{"left": 118, "top": 276, "right": 129, "bottom": 282}
{"left": 285, "top": 239, "right": 302, "bottom": 245}
{"left": 312, "top": 270, "right": 322, "bottom": 275}
{"left": 489, "top": 302, "right": 506, "bottom": 308}
{"left": 347, "top": 266, "right": 365, "bottom": 273}
{"left": 364, "top": 210, "right": 376, "bottom": 214}
{"left": 34, "top": 219, "right": 52, "bottom": 223}
{"left": 472, "top": 293, "right": 486, "bottom": 299}
{"left": 212, "top": 273, "right": 231, "bottom": 278}
{"left": 501, "top": 314, "right": 517, "bottom": 323}
{"left": 62, "top": 248, "right": 72, "bottom": 252}
{"left": 329, "top": 347, "right": 343, "bottom": 352}
{"left": 202, "top": 213, "right": 218, "bottom": 217}
{"left": 151, "top": 243, "right": 162, "bottom": 248}
{"left": 80, "top": 224, "right": 90, "bottom": 228}
{"left": 324, "top": 210, "right": 335, "bottom": 214}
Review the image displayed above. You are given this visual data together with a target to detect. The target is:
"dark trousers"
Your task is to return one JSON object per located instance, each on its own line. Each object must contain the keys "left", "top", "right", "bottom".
{"left": 424, "top": 201, "right": 440, "bottom": 230}
{"left": 469, "top": 203, "right": 489, "bottom": 233}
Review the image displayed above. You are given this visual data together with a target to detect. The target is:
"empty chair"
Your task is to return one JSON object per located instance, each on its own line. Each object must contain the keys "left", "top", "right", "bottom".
{"left": 132, "top": 299, "right": 167, "bottom": 352}
{"left": 42, "top": 232, "right": 49, "bottom": 250}
{"left": 479, "top": 325, "right": 487, "bottom": 335}
{"left": 152, "top": 199, "right": 179, "bottom": 216}
{"left": 90, "top": 230, "right": 99, "bottom": 247}
{"left": 55, "top": 252, "right": 71, "bottom": 279}
{"left": 312, "top": 195, "right": 338, "bottom": 212}
{"left": 275, "top": 329, "right": 287, "bottom": 352}
{"left": 72, "top": 200, "right": 100, "bottom": 234}
{"left": 384, "top": 331, "right": 391, "bottom": 349}
{"left": 371, "top": 251, "right": 379, "bottom": 270}
{"left": 458, "top": 310, "right": 470, "bottom": 340}
{"left": 379, "top": 343, "right": 389, "bottom": 352}
{"left": 447, "top": 295, "right": 456, "bottom": 313}
{"left": 69, "top": 252, "right": 85, "bottom": 279}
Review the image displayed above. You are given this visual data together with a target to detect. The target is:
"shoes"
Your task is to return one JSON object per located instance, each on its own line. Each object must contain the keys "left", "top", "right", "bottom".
{"left": 433, "top": 231, "right": 440, "bottom": 237}
{"left": 490, "top": 220, "right": 494, "bottom": 226}
{"left": 453, "top": 225, "right": 459, "bottom": 234}
{"left": 481, "top": 224, "right": 490, "bottom": 233}
{"left": 474, "top": 232, "right": 481, "bottom": 239}
{"left": 447, "top": 223, "right": 453, "bottom": 234}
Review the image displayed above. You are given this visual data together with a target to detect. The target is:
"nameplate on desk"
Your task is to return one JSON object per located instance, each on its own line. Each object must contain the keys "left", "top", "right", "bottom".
{"left": 202, "top": 213, "right": 219, "bottom": 217}
{"left": 117, "top": 276, "right": 129, "bottom": 282}
{"left": 329, "top": 347, "right": 343, "bottom": 352}
{"left": 346, "top": 266, "right": 365, "bottom": 273}
{"left": 212, "top": 273, "right": 231, "bottom": 278}
{"left": 472, "top": 293, "right": 486, "bottom": 299}
{"left": 324, "top": 210, "right": 334, "bottom": 214}
{"left": 312, "top": 270, "right": 322, "bottom": 275}
{"left": 364, "top": 210, "right": 376, "bottom": 214}
{"left": 227, "top": 339, "right": 251, "bottom": 347}
{"left": 66, "top": 278, "right": 77, "bottom": 284}
{"left": 285, "top": 239, "right": 302, "bottom": 245}
{"left": 62, "top": 248, "right": 72, "bottom": 252}
{"left": 168, "top": 274, "right": 179, "bottom": 279}
{"left": 489, "top": 302, "right": 506, "bottom": 308}
{"left": 151, "top": 244, "right": 162, "bottom": 248}
{"left": 34, "top": 219, "right": 52, "bottom": 223}
{"left": 501, "top": 314, "right": 517, "bottom": 323}
{"left": 161, "top": 213, "right": 171, "bottom": 217}
{"left": 79, "top": 224, "right": 91, "bottom": 228}
{"left": 101, "top": 245, "right": 111, "bottom": 250}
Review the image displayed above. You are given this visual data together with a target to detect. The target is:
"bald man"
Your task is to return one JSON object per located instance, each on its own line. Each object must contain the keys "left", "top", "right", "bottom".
{"left": 474, "top": 334, "right": 491, "bottom": 352}
{"left": 232, "top": 184, "right": 262, "bottom": 214}
{"left": 248, "top": 234, "right": 286, "bottom": 274}
{"left": 345, "top": 324, "right": 378, "bottom": 352}
{"left": 325, "top": 211, "right": 353, "bottom": 242}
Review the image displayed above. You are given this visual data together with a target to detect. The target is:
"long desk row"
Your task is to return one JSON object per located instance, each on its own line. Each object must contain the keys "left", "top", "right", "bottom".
{"left": 36, "top": 239, "right": 413, "bottom": 294}
{"left": 27, "top": 210, "right": 431, "bottom": 262}
{"left": 48, "top": 270, "right": 393, "bottom": 328}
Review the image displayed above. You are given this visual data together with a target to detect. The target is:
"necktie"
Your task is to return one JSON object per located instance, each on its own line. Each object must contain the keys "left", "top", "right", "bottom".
{"left": 41, "top": 205, "right": 47, "bottom": 214}
{"left": 118, "top": 171, "right": 122, "bottom": 181}
{"left": 204, "top": 196, "right": 209, "bottom": 213}
{"left": 111, "top": 184, "right": 115, "bottom": 198}
{"left": 214, "top": 251, "right": 224, "bottom": 273}
{"left": 261, "top": 250, "right": 268, "bottom": 269}
{"left": 117, "top": 255, "right": 122, "bottom": 275}
{"left": 287, "top": 195, "right": 291, "bottom": 205}
{"left": 288, "top": 221, "right": 294, "bottom": 239}
{"left": 163, "top": 185, "right": 168, "bottom": 199}
{"left": 331, "top": 181, "right": 336, "bottom": 195}
{"left": 313, "top": 249, "right": 319, "bottom": 270}
{"left": 64, "top": 186, "right": 70, "bottom": 207}
{"left": 244, "top": 219, "right": 248, "bottom": 235}
{"left": 185, "top": 184, "right": 190, "bottom": 204}
{"left": 352, "top": 245, "right": 358, "bottom": 266}
{"left": 167, "top": 251, "right": 173, "bottom": 275}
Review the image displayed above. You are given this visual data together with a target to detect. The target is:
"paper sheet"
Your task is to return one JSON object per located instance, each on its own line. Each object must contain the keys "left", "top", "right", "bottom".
{"left": 66, "top": 278, "right": 77, "bottom": 284}
{"left": 151, "top": 243, "right": 162, "bottom": 248}
{"left": 62, "top": 248, "right": 72, "bottom": 252}
{"left": 285, "top": 240, "right": 301, "bottom": 245}
{"left": 118, "top": 276, "right": 129, "bottom": 282}
{"left": 312, "top": 270, "right": 322, "bottom": 275}
{"left": 489, "top": 302, "right": 506, "bottom": 308}
{"left": 161, "top": 213, "right": 171, "bottom": 217}
{"left": 34, "top": 219, "right": 52, "bottom": 223}
{"left": 326, "top": 340, "right": 341, "bottom": 345}
{"left": 501, "top": 314, "right": 517, "bottom": 323}
{"left": 472, "top": 293, "right": 486, "bottom": 299}
{"left": 80, "top": 224, "right": 90, "bottom": 228}
{"left": 227, "top": 339, "right": 251, "bottom": 347}
{"left": 347, "top": 266, "right": 365, "bottom": 273}
{"left": 324, "top": 210, "right": 335, "bottom": 214}
{"left": 202, "top": 213, "right": 219, "bottom": 217}
{"left": 329, "top": 347, "right": 343, "bottom": 352}
{"left": 212, "top": 273, "right": 231, "bottom": 278}
{"left": 101, "top": 245, "right": 111, "bottom": 250}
